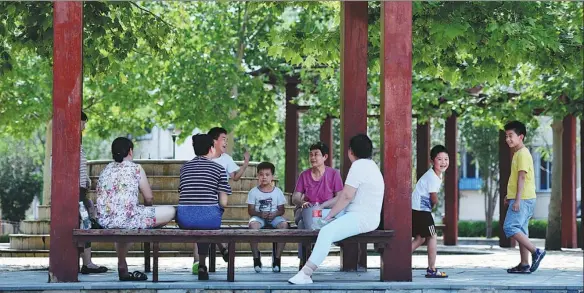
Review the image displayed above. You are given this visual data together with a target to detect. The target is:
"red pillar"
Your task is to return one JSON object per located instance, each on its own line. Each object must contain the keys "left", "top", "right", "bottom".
{"left": 416, "top": 121, "right": 431, "bottom": 180}
{"left": 49, "top": 1, "right": 83, "bottom": 283}
{"left": 561, "top": 115, "right": 577, "bottom": 248}
{"left": 339, "top": 1, "right": 368, "bottom": 272}
{"left": 581, "top": 118, "right": 583, "bottom": 250}
{"left": 444, "top": 115, "right": 458, "bottom": 245}
{"left": 320, "top": 116, "right": 334, "bottom": 167}
{"left": 499, "top": 130, "right": 516, "bottom": 248}
{"left": 380, "top": 1, "right": 413, "bottom": 282}
{"left": 285, "top": 81, "right": 300, "bottom": 193}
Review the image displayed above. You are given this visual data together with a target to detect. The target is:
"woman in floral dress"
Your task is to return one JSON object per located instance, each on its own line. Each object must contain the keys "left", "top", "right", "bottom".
{"left": 96, "top": 137, "right": 175, "bottom": 281}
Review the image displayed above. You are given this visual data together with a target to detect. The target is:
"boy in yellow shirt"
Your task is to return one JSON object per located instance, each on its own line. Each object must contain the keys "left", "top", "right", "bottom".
{"left": 503, "top": 121, "right": 546, "bottom": 274}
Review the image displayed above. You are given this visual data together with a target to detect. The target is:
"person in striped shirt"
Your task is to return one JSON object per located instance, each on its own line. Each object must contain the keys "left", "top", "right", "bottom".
{"left": 176, "top": 134, "right": 232, "bottom": 280}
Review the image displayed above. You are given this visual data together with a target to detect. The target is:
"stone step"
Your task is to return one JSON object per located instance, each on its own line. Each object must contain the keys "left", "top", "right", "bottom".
{"left": 88, "top": 176, "right": 275, "bottom": 192}
{"left": 38, "top": 205, "right": 50, "bottom": 220}
{"left": 20, "top": 220, "right": 51, "bottom": 235}
{"left": 88, "top": 160, "right": 260, "bottom": 177}
{"left": 86, "top": 190, "right": 292, "bottom": 206}
{"left": 9, "top": 234, "right": 299, "bottom": 252}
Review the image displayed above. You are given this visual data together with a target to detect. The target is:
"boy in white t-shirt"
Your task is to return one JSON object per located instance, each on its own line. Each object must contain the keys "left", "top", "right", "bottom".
{"left": 411, "top": 145, "right": 449, "bottom": 278}
{"left": 208, "top": 127, "right": 250, "bottom": 180}
{"left": 247, "top": 162, "right": 288, "bottom": 273}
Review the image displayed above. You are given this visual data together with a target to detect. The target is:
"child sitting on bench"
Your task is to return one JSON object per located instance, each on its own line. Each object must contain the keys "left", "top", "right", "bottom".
{"left": 246, "top": 162, "right": 288, "bottom": 273}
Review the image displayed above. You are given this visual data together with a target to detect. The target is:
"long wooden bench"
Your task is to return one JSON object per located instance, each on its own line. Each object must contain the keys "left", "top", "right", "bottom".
{"left": 73, "top": 228, "right": 394, "bottom": 282}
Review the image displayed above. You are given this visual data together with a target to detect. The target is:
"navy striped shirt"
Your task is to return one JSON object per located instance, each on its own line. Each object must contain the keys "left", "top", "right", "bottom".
{"left": 179, "top": 157, "right": 232, "bottom": 205}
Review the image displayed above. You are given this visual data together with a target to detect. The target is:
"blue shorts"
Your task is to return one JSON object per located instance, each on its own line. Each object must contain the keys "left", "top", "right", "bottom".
{"left": 249, "top": 216, "right": 288, "bottom": 228}
{"left": 503, "top": 199, "right": 536, "bottom": 238}
{"left": 176, "top": 205, "right": 223, "bottom": 230}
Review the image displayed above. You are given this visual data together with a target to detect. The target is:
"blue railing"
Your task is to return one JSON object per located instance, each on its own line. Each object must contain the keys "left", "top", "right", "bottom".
{"left": 459, "top": 178, "right": 483, "bottom": 190}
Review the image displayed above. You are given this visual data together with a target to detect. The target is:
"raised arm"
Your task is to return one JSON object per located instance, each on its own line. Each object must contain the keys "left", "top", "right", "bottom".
{"left": 231, "top": 151, "right": 250, "bottom": 181}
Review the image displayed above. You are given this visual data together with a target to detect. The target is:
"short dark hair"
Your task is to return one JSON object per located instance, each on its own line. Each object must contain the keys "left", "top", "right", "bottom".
{"left": 504, "top": 121, "right": 527, "bottom": 138}
{"left": 430, "top": 145, "right": 449, "bottom": 160}
{"left": 81, "top": 111, "right": 88, "bottom": 121}
{"left": 257, "top": 162, "right": 275, "bottom": 175}
{"left": 349, "top": 134, "right": 373, "bottom": 159}
{"left": 192, "top": 134, "right": 214, "bottom": 156}
{"left": 207, "top": 127, "right": 228, "bottom": 140}
{"left": 309, "top": 141, "right": 330, "bottom": 157}
{"left": 111, "top": 137, "right": 134, "bottom": 163}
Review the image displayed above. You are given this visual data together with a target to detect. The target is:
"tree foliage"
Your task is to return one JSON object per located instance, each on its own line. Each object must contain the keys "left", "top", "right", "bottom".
{"left": 0, "top": 138, "right": 43, "bottom": 228}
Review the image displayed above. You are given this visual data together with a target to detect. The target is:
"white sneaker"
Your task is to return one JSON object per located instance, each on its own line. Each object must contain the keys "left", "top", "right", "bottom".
{"left": 288, "top": 271, "right": 313, "bottom": 284}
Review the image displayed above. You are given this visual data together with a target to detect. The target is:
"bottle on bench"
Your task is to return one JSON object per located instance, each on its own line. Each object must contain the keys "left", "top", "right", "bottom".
{"left": 79, "top": 201, "right": 91, "bottom": 230}
{"left": 311, "top": 202, "right": 323, "bottom": 230}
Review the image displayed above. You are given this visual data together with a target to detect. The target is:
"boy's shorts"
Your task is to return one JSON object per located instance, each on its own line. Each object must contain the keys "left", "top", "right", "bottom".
{"left": 412, "top": 210, "right": 436, "bottom": 238}
{"left": 249, "top": 216, "right": 287, "bottom": 228}
{"left": 503, "top": 199, "right": 535, "bottom": 238}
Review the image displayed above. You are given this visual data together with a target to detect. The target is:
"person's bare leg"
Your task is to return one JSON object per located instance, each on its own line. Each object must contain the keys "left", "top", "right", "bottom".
{"left": 275, "top": 222, "right": 288, "bottom": 257}
{"left": 301, "top": 261, "right": 318, "bottom": 276}
{"left": 511, "top": 232, "right": 536, "bottom": 254}
{"left": 518, "top": 242, "right": 530, "bottom": 265}
{"left": 81, "top": 247, "right": 99, "bottom": 268}
{"left": 193, "top": 244, "right": 199, "bottom": 263}
{"left": 412, "top": 236, "right": 425, "bottom": 252}
{"left": 249, "top": 222, "right": 261, "bottom": 258}
{"left": 115, "top": 242, "right": 131, "bottom": 278}
{"left": 154, "top": 206, "right": 175, "bottom": 227}
{"left": 427, "top": 236, "right": 437, "bottom": 269}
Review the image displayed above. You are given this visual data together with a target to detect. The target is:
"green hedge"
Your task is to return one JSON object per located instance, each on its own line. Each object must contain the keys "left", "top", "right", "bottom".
{"left": 0, "top": 234, "right": 9, "bottom": 243}
{"left": 457, "top": 220, "right": 582, "bottom": 247}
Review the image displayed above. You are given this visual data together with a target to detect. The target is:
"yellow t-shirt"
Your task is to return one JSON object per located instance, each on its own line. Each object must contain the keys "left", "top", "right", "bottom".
{"left": 507, "top": 147, "right": 536, "bottom": 199}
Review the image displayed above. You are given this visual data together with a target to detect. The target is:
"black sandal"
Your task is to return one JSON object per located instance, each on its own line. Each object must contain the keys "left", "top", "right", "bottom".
{"left": 198, "top": 265, "right": 209, "bottom": 281}
{"left": 507, "top": 264, "right": 531, "bottom": 274}
{"left": 80, "top": 265, "right": 108, "bottom": 274}
{"left": 119, "top": 271, "right": 148, "bottom": 281}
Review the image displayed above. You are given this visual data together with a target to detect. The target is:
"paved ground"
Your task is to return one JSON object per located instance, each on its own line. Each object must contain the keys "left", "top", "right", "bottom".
{"left": 0, "top": 245, "right": 581, "bottom": 292}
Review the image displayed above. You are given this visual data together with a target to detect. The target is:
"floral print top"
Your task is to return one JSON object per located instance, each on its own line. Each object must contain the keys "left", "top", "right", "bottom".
{"left": 96, "top": 160, "right": 156, "bottom": 229}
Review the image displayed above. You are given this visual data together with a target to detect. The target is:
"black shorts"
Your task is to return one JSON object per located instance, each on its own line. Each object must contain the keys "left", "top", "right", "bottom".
{"left": 412, "top": 210, "right": 436, "bottom": 238}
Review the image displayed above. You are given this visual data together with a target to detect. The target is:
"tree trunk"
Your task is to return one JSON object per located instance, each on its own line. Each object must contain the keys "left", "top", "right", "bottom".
{"left": 546, "top": 119, "right": 563, "bottom": 250}
{"left": 226, "top": 2, "right": 250, "bottom": 155}
{"left": 41, "top": 119, "right": 52, "bottom": 206}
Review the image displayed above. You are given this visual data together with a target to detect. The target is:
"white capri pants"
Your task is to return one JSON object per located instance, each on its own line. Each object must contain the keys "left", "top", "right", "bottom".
{"left": 307, "top": 212, "right": 377, "bottom": 266}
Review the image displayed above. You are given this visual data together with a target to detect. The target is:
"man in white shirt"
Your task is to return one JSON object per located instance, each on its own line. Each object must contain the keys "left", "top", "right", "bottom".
{"left": 208, "top": 127, "right": 250, "bottom": 180}
{"left": 288, "top": 134, "right": 385, "bottom": 285}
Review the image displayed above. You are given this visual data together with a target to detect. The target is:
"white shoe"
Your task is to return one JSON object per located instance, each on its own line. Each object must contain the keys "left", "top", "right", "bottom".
{"left": 288, "top": 271, "right": 313, "bottom": 284}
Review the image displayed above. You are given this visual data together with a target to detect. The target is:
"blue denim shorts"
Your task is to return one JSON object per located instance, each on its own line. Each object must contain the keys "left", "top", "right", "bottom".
{"left": 176, "top": 205, "right": 223, "bottom": 230}
{"left": 503, "top": 199, "right": 536, "bottom": 238}
{"left": 249, "top": 216, "right": 287, "bottom": 228}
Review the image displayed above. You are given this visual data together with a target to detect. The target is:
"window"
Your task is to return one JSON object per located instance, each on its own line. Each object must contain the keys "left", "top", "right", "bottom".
{"left": 459, "top": 150, "right": 482, "bottom": 190}
{"left": 539, "top": 157, "right": 552, "bottom": 191}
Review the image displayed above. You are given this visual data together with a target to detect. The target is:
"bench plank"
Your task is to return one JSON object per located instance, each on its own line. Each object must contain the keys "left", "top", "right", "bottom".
{"left": 72, "top": 229, "right": 394, "bottom": 282}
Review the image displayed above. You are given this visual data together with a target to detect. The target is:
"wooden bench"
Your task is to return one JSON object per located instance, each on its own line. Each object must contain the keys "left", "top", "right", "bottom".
{"left": 73, "top": 228, "right": 394, "bottom": 282}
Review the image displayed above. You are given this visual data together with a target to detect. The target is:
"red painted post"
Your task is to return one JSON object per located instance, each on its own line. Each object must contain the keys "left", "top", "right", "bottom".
{"left": 339, "top": 1, "right": 368, "bottom": 272}
{"left": 499, "top": 130, "right": 516, "bottom": 248}
{"left": 561, "top": 115, "right": 577, "bottom": 248}
{"left": 416, "top": 121, "right": 431, "bottom": 180}
{"left": 285, "top": 81, "right": 299, "bottom": 193}
{"left": 49, "top": 1, "right": 83, "bottom": 283}
{"left": 444, "top": 115, "right": 458, "bottom": 246}
{"left": 320, "top": 116, "right": 333, "bottom": 167}
{"left": 379, "top": 1, "right": 413, "bottom": 282}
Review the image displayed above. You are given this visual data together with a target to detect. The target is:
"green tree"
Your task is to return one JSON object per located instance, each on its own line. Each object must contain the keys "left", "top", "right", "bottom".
{"left": 0, "top": 138, "right": 43, "bottom": 232}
